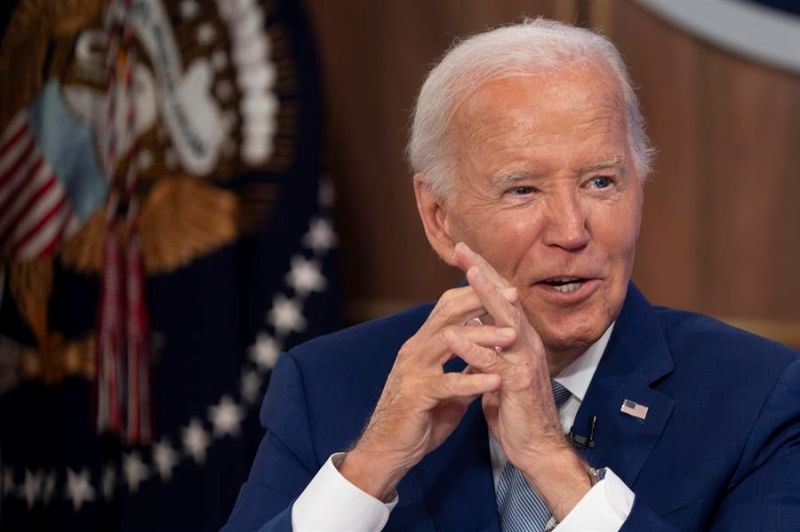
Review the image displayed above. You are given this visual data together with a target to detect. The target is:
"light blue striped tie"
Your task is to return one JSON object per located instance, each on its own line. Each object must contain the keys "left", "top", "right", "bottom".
{"left": 496, "top": 381, "right": 572, "bottom": 531}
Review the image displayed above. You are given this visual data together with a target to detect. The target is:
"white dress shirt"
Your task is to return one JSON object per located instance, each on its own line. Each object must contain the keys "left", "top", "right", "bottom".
{"left": 291, "top": 324, "right": 634, "bottom": 531}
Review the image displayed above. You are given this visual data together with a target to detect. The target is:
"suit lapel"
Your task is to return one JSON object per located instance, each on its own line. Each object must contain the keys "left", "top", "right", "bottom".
{"left": 571, "top": 284, "right": 675, "bottom": 486}
{"left": 412, "top": 395, "right": 500, "bottom": 532}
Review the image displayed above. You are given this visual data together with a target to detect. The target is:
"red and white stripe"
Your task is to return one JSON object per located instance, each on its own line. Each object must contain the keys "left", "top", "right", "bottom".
{"left": 0, "top": 112, "right": 78, "bottom": 260}
{"left": 620, "top": 399, "right": 650, "bottom": 420}
{"left": 96, "top": 225, "right": 124, "bottom": 434}
{"left": 95, "top": 0, "right": 154, "bottom": 444}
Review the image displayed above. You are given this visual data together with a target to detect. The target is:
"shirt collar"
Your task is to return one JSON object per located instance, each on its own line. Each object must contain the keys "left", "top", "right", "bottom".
{"left": 553, "top": 322, "right": 615, "bottom": 402}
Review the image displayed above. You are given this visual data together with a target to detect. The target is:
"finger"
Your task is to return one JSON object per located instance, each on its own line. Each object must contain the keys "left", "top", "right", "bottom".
{"left": 467, "top": 266, "right": 518, "bottom": 328}
{"left": 454, "top": 242, "right": 514, "bottom": 292}
{"left": 399, "top": 288, "right": 498, "bottom": 370}
{"left": 427, "top": 286, "right": 490, "bottom": 329}
{"left": 482, "top": 393, "right": 500, "bottom": 432}
{"left": 443, "top": 326, "right": 510, "bottom": 374}
{"left": 425, "top": 372, "right": 500, "bottom": 400}
{"left": 435, "top": 325, "right": 515, "bottom": 366}
{"left": 426, "top": 285, "right": 518, "bottom": 331}
{"left": 444, "top": 325, "right": 516, "bottom": 349}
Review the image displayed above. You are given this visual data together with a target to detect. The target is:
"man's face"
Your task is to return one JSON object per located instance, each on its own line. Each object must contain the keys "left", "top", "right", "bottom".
{"left": 439, "top": 63, "right": 643, "bottom": 360}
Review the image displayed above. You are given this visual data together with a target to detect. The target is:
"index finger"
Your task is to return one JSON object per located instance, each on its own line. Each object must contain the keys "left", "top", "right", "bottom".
{"left": 454, "top": 242, "right": 512, "bottom": 290}
{"left": 466, "top": 266, "right": 518, "bottom": 329}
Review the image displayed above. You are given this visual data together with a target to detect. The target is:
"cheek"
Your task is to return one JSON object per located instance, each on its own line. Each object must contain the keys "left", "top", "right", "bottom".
{"left": 465, "top": 211, "right": 541, "bottom": 275}
{"left": 594, "top": 201, "right": 641, "bottom": 271}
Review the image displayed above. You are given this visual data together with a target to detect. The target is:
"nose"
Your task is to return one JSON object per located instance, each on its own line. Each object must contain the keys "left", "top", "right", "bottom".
{"left": 541, "top": 192, "right": 590, "bottom": 251}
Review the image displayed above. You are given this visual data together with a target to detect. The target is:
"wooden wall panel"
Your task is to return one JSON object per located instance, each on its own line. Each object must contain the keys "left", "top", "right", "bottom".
{"left": 597, "top": 0, "right": 800, "bottom": 330}
{"left": 602, "top": 1, "right": 707, "bottom": 311}
{"left": 702, "top": 54, "right": 800, "bottom": 319}
{"left": 302, "top": 0, "right": 800, "bottom": 345}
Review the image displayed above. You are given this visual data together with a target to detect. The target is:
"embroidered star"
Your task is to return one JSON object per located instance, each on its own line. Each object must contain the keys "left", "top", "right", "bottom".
{"left": 286, "top": 256, "right": 327, "bottom": 296}
{"left": 240, "top": 369, "right": 263, "bottom": 405}
{"left": 303, "top": 218, "right": 337, "bottom": 253}
{"left": 65, "top": 468, "right": 95, "bottom": 512}
{"left": 123, "top": 452, "right": 149, "bottom": 493}
{"left": 197, "top": 22, "right": 217, "bottom": 46}
{"left": 42, "top": 471, "right": 56, "bottom": 505}
{"left": 153, "top": 439, "right": 180, "bottom": 482}
{"left": 179, "top": 0, "right": 199, "bottom": 19}
{"left": 182, "top": 419, "right": 211, "bottom": 464}
{"left": 267, "top": 295, "right": 306, "bottom": 336}
{"left": 209, "top": 395, "right": 244, "bottom": 438}
{"left": 21, "top": 469, "right": 42, "bottom": 509}
{"left": 101, "top": 464, "right": 116, "bottom": 500}
{"left": 248, "top": 332, "right": 281, "bottom": 371}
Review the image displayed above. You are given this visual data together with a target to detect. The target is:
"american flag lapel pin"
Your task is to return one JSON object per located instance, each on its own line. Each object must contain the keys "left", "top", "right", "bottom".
{"left": 620, "top": 399, "right": 649, "bottom": 420}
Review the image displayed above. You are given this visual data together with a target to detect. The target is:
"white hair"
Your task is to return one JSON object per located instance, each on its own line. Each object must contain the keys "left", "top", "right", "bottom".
{"left": 408, "top": 18, "right": 655, "bottom": 198}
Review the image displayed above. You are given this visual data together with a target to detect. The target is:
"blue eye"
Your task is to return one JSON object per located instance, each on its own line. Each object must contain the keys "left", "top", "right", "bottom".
{"left": 511, "top": 186, "right": 535, "bottom": 195}
{"left": 591, "top": 176, "right": 612, "bottom": 189}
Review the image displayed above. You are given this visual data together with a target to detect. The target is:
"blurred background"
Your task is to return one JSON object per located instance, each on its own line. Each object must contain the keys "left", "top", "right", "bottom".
{"left": 306, "top": 0, "right": 800, "bottom": 338}
{"left": 0, "top": 0, "right": 797, "bottom": 530}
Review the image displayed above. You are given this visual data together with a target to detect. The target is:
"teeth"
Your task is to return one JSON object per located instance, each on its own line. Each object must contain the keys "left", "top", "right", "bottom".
{"left": 551, "top": 277, "right": 580, "bottom": 283}
{"left": 553, "top": 282, "right": 582, "bottom": 294}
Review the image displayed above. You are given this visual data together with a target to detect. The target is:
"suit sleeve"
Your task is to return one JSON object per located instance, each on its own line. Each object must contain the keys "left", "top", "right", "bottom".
{"left": 709, "top": 357, "right": 800, "bottom": 530}
{"left": 221, "top": 352, "right": 318, "bottom": 532}
{"left": 621, "top": 358, "right": 800, "bottom": 531}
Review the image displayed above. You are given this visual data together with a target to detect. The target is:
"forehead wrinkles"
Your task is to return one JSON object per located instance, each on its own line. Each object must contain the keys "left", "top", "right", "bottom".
{"left": 455, "top": 70, "right": 625, "bottom": 141}
{"left": 453, "top": 93, "right": 627, "bottom": 167}
{"left": 457, "top": 104, "right": 520, "bottom": 148}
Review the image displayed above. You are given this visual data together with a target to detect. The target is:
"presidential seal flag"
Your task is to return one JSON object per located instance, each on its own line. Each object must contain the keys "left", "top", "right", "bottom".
{"left": 0, "top": 0, "right": 340, "bottom": 530}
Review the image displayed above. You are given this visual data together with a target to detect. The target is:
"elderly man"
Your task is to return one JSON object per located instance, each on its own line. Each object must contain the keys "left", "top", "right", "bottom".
{"left": 224, "top": 19, "right": 800, "bottom": 531}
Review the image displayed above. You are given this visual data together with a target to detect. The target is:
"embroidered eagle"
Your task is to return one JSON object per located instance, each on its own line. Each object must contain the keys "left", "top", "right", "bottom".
{"left": 0, "top": 0, "right": 300, "bottom": 384}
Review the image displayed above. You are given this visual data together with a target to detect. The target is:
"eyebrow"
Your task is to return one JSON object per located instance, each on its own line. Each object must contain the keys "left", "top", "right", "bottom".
{"left": 493, "top": 169, "right": 546, "bottom": 185}
{"left": 578, "top": 155, "right": 626, "bottom": 174}
{"left": 491, "top": 155, "right": 626, "bottom": 184}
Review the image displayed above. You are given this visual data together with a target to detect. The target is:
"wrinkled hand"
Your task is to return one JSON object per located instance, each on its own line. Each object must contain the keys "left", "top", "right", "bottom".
{"left": 448, "top": 243, "right": 566, "bottom": 466}
{"left": 340, "top": 284, "right": 517, "bottom": 501}
{"left": 447, "top": 242, "right": 591, "bottom": 520}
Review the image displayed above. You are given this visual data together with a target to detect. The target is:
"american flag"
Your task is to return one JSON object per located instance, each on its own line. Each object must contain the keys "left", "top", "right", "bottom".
{"left": 620, "top": 399, "right": 649, "bottom": 420}
{"left": 0, "top": 112, "right": 80, "bottom": 260}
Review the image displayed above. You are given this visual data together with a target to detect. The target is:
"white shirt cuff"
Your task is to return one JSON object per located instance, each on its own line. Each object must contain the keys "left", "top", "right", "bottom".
{"left": 291, "top": 453, "right": 399, "bottom": 532}
{"left": 555, "top": 468, "right": 634, "bottom": 531}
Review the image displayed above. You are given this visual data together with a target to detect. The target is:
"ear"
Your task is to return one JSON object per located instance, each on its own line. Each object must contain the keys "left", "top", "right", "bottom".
{"left": 413, "top": 173, "right": 459, "bottom": 267}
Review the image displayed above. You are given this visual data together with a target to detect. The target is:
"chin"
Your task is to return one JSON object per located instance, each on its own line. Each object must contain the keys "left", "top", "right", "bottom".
{"left": 521, "top": 281, "right": 624, "bottom": 359}
{"left": 530, "top": 306, "right": 610, "bottom": 359}
{"left": 542, "top": 325, "right": 598, "bottom": 356}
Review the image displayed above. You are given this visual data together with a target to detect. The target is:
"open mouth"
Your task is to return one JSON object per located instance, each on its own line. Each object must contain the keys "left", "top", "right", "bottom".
{"left": 542, "top": 277, "right": 586, "bottom": 294}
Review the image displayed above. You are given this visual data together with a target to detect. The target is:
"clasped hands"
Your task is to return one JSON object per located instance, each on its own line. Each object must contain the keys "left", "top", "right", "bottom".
{"left": 340, "top": 243, "right": 592, "bottom": 520}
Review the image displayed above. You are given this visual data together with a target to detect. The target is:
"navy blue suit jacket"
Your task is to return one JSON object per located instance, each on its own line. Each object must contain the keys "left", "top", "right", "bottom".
{"left": 224, "top": 284, "right": 800, "bottom": 530}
